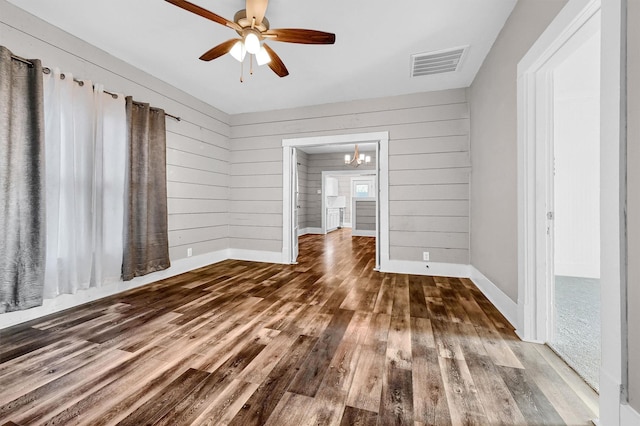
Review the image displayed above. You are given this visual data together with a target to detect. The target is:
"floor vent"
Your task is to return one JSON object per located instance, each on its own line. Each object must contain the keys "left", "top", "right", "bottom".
{"left": 411, "top": 46, "right": 467, "bottom": 77}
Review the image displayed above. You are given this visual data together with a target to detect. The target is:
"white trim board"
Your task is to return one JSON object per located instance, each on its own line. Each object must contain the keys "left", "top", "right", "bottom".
{"left": 381, "top": 259, "right": 471, "bottom": 278}
{"left": 620, "top": 403, "right": 640, "bottom": 426}
{"left": 469, "top": 266, "right": 519, "bottom": 331}
{"left": 0, "top": 249, "right": 229, "bottom": 330}
{"left": 352, "top": 230, "right": 376, "bottom": 237}
{"left": 227, "top": 249, "right": 286, "bottom": 264}
{"left": 298, "top": 227, "right": 323, "bottom": 236}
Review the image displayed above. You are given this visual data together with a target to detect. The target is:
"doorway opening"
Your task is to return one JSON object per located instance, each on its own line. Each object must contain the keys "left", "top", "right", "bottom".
{"left": 319, "top": 169, "right": 376, "bottom": 235}
{"left": 282, "top": 132, "right": 389, "bottom": 269}
{"left": 549, "top": 27, "right": 601, "bottom": 390}
{"left": 517, "top": 0, "right": 602, "bottom": 395}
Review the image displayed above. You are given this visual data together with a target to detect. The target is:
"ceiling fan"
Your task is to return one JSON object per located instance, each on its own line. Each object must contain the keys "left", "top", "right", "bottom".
{"left": 165, "top": 0, "right": 336, "bottom": 78}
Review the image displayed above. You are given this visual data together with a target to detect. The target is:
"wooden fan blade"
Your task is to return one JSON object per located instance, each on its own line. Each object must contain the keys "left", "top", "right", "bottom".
{"left": 262, "top": 43, "right": 289, "bottom": 77}
{"left": 199, "top": 39, "right": 240, "bottom": 61}
{"left": 165, "top": 0, "right": 240, "bottom": 31}
{"left": 263, "top": 28, "right": 336, "bottom": 45}
{"left": 246, "top": 0, "right": 269, "bottom": 26}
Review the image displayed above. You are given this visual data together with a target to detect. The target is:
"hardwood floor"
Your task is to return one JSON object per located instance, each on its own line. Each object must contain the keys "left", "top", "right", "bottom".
{"left": 0, "top": 229, "right": 598, "bottom": 425}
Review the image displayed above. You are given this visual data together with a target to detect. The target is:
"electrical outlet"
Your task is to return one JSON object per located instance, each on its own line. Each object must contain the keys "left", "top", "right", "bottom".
{"left": 423, "top": 251, "right": 430, "bottom": 261}
{"left": 187, "top": 248, "right": 193, "bottom": 257}
{"left": 317, "top": 189, "right": 322, "bottom": 194}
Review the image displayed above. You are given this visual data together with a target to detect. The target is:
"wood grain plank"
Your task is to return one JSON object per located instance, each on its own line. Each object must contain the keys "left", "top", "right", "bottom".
{"left": 373, "top": 275, "right": 395, "bottom": 314}
{"left": 227, "top": 334, "right": 318, "bottom": 426}
{"left": 379, "top": 366, "right": 414, "bottom": 425}
{"left": 412, "top": 348, "right": 451, "bottom": 425}
{"left": 0, "top": 348, "right": 131, "bottom": 423}
{"left": 340, "top": 406, "right": 378, "bottom": 426}
{"left": 439, "top": 356, "right": 488, "bottom": 425}
{"left": 191, "top": 379, "right": 259, "bottom": 425}
{"left": 499, "top": 365, "right": 566, "bottom": 425}
{"left": 117, "top": 368, "right": 211, "bottom": 426}
{"left": 346, "top": 341, "right": 386, "bottom": 413}
{"left": 287, "top": 309, "right": 354, "bottom": 397}
{"left": 154, "top": 342, "right": 266, "bottom": 425}
{"left": 408, "top": 276, "right": 430, "bottom": 318}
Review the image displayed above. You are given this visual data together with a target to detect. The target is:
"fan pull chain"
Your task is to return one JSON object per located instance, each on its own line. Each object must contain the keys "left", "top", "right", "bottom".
{"left": 250, "top": 55, "right": 254, "bottom": 75}
{"left": 240, "top": 57, "right": 244, "bottom": 83}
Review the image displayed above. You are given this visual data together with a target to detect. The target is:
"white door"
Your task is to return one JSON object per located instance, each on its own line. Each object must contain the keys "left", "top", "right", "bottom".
{"left": 292, "top": 148, "right": 299, "bottom": 262}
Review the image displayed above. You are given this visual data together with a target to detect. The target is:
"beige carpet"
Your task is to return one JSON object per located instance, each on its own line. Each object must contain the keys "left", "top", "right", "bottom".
{"left": 552, "top": 275, "right": 600, "bottom": 391}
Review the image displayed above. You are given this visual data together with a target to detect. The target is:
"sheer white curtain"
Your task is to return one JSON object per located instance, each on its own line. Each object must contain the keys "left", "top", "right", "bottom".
{"left": 43, "top": 70, "right": 126, "bottom": 298}
{"left": 92, "top": 84, "right": 126, "bottom": 287}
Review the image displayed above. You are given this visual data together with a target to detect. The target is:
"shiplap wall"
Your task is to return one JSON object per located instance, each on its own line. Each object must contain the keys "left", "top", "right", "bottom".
{"left": 230, "top": 89, "right": 470, "bottom": 264}
{"left": 354, "top": 200, "right": 376, "bottom": 232}
{"left": 305, "top": 152, "right": 376, "bottom": 228}
{"left": 0, "top": 1, "right": 230, "bottom": 263}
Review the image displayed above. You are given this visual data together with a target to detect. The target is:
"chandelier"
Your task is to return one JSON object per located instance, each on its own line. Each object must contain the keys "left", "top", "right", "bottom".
{"left": 344, "top": 145, "right": 371, "bottom": 167}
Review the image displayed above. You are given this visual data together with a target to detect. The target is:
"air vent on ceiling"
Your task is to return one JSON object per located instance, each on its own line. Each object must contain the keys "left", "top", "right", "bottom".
{"left": 411, "top": 46, "right": 467, "bottom": 77}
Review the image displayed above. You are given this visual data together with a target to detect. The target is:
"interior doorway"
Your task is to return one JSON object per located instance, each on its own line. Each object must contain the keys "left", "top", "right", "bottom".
{"left": 282, "top": 132, "right": 389, "bottom": 269}
{"left": 321, "top": 169, "right": 376, "bottom": 234}
{"left": 549, "top": 28, "right": 601, "bottom": 390}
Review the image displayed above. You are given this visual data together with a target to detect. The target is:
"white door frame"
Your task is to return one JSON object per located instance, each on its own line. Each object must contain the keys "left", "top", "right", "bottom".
{"left": 282, "top": 132, "right": 389, "bottom": 269}
{"left": 517, "top": 0, "right": 600, "bottom": 342}
{"left": 519, "top": 0, "right": 630, "bottom": 423}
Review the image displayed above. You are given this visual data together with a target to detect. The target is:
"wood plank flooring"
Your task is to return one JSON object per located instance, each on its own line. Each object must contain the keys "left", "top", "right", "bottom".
{"left": 0, "top": 229, "right": 598, "bottom": 425}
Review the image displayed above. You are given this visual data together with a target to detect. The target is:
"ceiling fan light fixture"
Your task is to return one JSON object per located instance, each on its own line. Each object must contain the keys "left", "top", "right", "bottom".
{"left": 244, "top": 32, "right": 261, "bottom": 54}
{"left": 255, "top": 46, "right": 271, "bottom": 65}
{"left": 230, "top": 41, "right": 247, "bottom": 62}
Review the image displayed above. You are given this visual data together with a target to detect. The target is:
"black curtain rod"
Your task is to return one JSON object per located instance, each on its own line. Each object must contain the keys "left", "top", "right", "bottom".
{"left": 10, "top": 53, "right": 181, "bottom": 122}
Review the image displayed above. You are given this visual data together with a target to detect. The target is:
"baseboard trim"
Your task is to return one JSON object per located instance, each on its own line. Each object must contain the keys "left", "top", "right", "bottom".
{"left": 599, "top": 370, "right": 623, "bottom": 426}
{"left": 298, "top": 227, "right": 323, "bottom": 236}
{"left": 380, "top": 259, "right": 471, "bottom": 278}
{"left": 0, "top": 249, "right": 229, "bottom": 330}
{"left": 555, "top": 263, "right": 600, "bottom": 279}
{"left": 228, "top": 249, "right": 286, "bottom": 264}
{"left": 469, "top": 266, "right": 518, "bottom": 329}
{"left": 621, "top": 402, "right": 640, "bottom": 426}
{"left": 352, "top": 230, "right": 376, "bottom": 237}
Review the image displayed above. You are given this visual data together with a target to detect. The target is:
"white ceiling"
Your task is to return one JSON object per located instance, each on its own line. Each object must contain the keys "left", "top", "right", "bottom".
{"left": 6, "top": 0, "right": 517, "bottom": 115}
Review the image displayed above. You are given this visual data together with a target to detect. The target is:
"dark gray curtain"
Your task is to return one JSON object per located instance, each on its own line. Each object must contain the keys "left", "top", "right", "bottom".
{"left": 122, "top": 97, "right": 170, "bottom": 281}
{"left": 0, "top": 46, "right": 45, "bottom": 312}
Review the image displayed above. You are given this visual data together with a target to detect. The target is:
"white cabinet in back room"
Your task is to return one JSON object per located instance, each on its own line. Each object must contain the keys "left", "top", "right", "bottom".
{"left": 326, "top": 208, "right": 340, "bottom": 232}
{"left": 325, "top": 177, "right": 339, "bottom": 196}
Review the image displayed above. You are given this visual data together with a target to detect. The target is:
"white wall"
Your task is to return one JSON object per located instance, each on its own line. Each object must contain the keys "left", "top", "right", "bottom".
{"left": 230, "top": 90, "right": 471, "bottom": 264}
{"left": 0, "top": 0, "right": 230, "bottom": 328}
{"left": 552, "top": 32, "right": 601, "bottom": 279}
{"left": 469, "top": 0, "right": 568, "bottom": 301}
